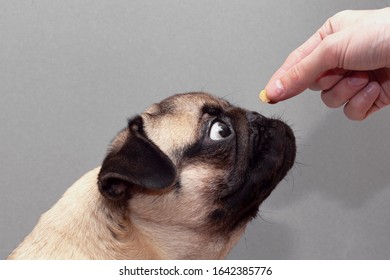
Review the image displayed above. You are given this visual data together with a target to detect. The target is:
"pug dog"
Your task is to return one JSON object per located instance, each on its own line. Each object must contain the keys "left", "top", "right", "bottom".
{"left": 8, "top": 92, "right": 295, "bottom": 259}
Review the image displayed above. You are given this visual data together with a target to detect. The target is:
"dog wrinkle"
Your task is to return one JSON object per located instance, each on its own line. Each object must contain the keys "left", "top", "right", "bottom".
{"left": 142, "top": 114, "right": 199, "bottom": 161}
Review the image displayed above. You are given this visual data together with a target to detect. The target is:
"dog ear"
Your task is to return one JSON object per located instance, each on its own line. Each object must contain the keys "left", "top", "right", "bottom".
{"left": 98, "top": 116, "right": 177, "bottom": 201}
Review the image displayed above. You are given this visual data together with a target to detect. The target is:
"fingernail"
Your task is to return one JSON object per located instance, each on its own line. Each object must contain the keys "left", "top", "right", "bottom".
{"left": 347, "top": 76, "right": 368, "bottom": 87}
{"left": 347, "top": 72, "right": 369, "bottom": 87}
{"left": 265, "top": 79, "right": 285, "bottom": 100}
{"left": 275, "top": 79, "right": 285, "bottom": 95}
{"left": 364, "top": 82, "right": 380, "bottom": 97}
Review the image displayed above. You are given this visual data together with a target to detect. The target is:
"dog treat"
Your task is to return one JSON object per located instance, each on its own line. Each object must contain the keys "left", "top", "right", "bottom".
{"left": 259, "top": 90, "right": 270, "bottom": 103}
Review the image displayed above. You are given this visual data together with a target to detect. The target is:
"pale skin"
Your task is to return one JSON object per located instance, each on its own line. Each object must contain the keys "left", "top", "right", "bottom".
{"left": 265, "top": 7, "right": 390, "bottom": 121}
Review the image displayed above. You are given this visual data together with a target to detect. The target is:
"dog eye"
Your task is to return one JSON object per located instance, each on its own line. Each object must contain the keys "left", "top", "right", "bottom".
{"left": 209, "top": 121, "right": 231, "bottom": 141}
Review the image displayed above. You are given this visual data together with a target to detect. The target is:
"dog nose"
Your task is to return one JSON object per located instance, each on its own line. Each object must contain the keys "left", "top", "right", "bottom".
{"left": 246, "top": 111, "right": 264, "bottom": 123}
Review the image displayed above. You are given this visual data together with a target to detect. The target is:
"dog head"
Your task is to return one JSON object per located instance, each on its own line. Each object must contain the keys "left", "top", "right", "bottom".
{"left": 97, "top": 92, "right": 295, "bottom": 257}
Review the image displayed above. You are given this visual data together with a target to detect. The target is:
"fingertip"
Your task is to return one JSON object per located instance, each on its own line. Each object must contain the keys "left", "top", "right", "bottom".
{"left": 273, "top": 64, "right": 313, "bottom": 101}
{"left": 263, "top": 79, "right": 285, "bottom": 103}
{"left": 263, "top": 57, "right": 315, "bottom": 103}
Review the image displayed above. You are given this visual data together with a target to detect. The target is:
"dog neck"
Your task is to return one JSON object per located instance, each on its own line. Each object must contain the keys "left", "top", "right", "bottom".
{"left": 89, "top": 168, "right": 242, "bottom": 259}
{"left": 102, "top": 193, "right": 244, "bottom": 260}
{"left": 126, "top": 214, "right": 243, "bottom": 259}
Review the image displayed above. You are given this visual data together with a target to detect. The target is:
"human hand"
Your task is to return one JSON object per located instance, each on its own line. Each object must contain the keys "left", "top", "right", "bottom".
{"left": 264, "top": 8, "right": 390, "bottom": 120}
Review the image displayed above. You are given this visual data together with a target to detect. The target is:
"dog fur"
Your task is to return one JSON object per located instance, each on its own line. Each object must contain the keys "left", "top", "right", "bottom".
{"left": 8, "top": 92, "right": 295, "bottom": 259}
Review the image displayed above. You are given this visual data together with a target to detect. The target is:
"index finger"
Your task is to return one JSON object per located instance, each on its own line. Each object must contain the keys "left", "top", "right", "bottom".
{"left": 264, "top": 21, "right": 335, "bottom": 101}
{"left": 273, "top": 32, "right": 324, "bottom": 79}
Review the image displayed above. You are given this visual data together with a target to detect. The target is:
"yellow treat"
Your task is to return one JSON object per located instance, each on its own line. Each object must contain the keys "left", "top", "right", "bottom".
{"left": 259, "top": 90, "right": 270, "bottom": 103}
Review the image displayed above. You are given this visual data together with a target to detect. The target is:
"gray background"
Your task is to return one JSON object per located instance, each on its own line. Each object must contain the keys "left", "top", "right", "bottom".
{"left": 1, "top": 0, "right": 390, "bottom": 259}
